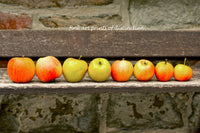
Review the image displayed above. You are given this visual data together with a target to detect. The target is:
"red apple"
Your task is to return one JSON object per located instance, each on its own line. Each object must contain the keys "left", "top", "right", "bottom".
{"left": 155, "top": 59, "right": 174, "bottom": 81}
{"left": 7, "top": 57, "right": 35, "bottom": 83}
{"left": 174, "top": 58, "right": 193, "bottom": 81}
{"left": 111, "top": 59, "right": 133, "bottom": 82}
{"left": 133, "top": 59, "right": 155, "bottom": 81}
{"left": 36, "top": 56, "right": 62, "bottom": 82}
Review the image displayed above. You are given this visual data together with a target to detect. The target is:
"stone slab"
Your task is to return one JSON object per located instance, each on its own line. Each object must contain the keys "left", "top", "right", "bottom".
{"left": 0, "top": 68, "right": 200, "bottom": 94}
{"left": 0, "top": 30, "right": 200, "bottom": 58}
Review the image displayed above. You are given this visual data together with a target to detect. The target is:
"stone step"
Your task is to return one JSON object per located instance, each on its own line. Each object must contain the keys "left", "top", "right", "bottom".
{"left": 0, "top": 68, "right": 200, "bottom": 94}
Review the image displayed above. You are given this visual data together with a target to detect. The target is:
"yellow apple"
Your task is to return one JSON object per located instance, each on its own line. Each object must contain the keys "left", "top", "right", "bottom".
{"left": 88, "top": 58, "right": 111, "bottom": 82}
{"left": 174, "top": 58, "right": 193, "bottom": 81}
{"left": 63, "top": 57, "right": 88, "bottom": 82}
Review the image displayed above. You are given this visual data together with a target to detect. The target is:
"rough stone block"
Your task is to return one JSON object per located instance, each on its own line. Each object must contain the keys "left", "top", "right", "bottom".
{"left": 0, "top": 94, "right": 99, "bottom": 133}
{"left": 129, "top": 0, "right": 200, "bottom": 30}
{"left": 0, "top": 12, "right": 32, "bottom": 29}
{"left": 39, "top": 14, "right": 122, "bottom": 28}
{"left": 107, "top": 93, "right": 183, "bottom": 130}
{"left": 189, "top": 93, "right": 200, "bottom": 133}
{"left": 0, "top": 0, "right": 113, "bottom": 8}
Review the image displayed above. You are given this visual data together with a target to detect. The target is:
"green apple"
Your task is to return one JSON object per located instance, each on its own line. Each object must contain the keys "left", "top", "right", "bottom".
{"left": 63, "top": 57, "right": 88, "bottom": 82}
{"left": 88, "top": 58, "right": 111, "bottom": 82}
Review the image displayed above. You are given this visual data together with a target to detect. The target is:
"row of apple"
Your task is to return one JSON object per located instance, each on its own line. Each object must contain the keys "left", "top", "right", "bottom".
{"left": 7, "top": 56, "right": 193, "bottom": 83}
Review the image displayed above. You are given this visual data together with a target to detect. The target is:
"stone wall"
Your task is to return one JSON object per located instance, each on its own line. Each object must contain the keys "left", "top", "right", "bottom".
{"left": 0, "top": 0, "right": 200, "bottom": 30}
{"left": 0, "top": 92, "right": 200, "bottom": 133}
{"left": 0, "top": 0, "right": 200, "bottom": 133}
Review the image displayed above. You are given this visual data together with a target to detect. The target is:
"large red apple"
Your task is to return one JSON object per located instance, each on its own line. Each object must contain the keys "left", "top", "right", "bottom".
{"left": 7, "top": 57, "right": 35, "bottom": 83}
{"left": 133, "top": 59, "right": 155, "bottom": 81}
{"left": 111, "top": 59, "right": 133, "bottom": 82}
{"left": 36, "top": 56, "right": 62, "bottom": 82}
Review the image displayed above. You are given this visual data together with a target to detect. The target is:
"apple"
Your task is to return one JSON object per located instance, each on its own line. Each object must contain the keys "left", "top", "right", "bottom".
{"left": 7, "top": 57, "right": 35, "bottom": 83}
{"left": 63, "top": 57, "right": 88, "bottom": 82}
{"left": 111, "top": 58, "right": 133, "bottom": 82}
{"left": 36, "top": 56, "right": 62, "bottom": 82}
{"left": 155, "top": 59, "right": 174, "bottom": 81}
{"left": 133, "top": 59, "right": 155, "bottom": 81}
{"left": 88, "top": 58, "right": 111, "bottom": 82}
{"left": 174, "top": 58, "right": 193, "bottom": 81}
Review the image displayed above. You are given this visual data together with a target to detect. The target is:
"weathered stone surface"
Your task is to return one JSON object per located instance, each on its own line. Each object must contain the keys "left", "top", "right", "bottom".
{"left": 0, "top": 94, "right": 99, "bottom": 133}
{"left": 0, "top": 0, "right": 200, "bottom": 30}
{"left": 0, "top": 95, "right": 3, "bottom": 110}
{"left": 107, "top": 93, "right": 183, "bottom": 129}
{"left": 107, "top": 127, "right": 188, "bottom": 133}
{"left": 0, "top": 0, "right": 123, "bottom": 29}
{"left": 170, "top": 92, "right": 194, "bottom": 133}
{"left": 1, "top": 67, "right": 200, "bottom": 94}
{"left": 189, "top": 93, "right": 200, "bottom": 133}
{"left": 39, "top": 14, "right": 122, "bottom": 28}
{"left": 129, "top": 0, "right": 200, "bottom": 30}
{"left": 0, "top": 92, "right": 199, "bottom": 132}
{"left": 192, "top": 61, "right": 200, "bottom": 68}
{"left": 0, "top": 12, "right": 32, "bottom": 29}
{"left": 0, "top": 0, "right": 113, "bottom": 8}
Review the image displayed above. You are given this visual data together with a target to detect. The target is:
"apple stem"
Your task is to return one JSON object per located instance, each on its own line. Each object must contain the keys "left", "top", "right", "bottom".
{"left": 144, "top": 61, "right": 148, "bottom": 65}
{"left": 184, "top": 58, "right": 187, "bottom": 65}
{"left": 99, "top": 61, "right": 102, "bottom": 65}
{"left": 122, "top": 58, "right": 125, "bottom": 61}
{"left": 79, "top": 55, "right": 82, "bottom": 60}
{"left": 165, "top": 59, "right": 167, "bottom": 64}
{"left": 22, "top": 55, "right": 25, "bottom": 57}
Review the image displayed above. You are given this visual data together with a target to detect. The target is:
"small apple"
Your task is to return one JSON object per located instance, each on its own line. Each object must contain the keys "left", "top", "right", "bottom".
{"left": 63, "top": 56, "right": 88, "bottom": 82}
{"left": 174, "top": 58, "right": 193, "bottom": 81}
{"left": 133, "top": 59, "right": 155, "bottom": 81}
{"left": 7, "top": 57, "right": 35, "bottom": 83}
{"left": 155, "top": 59, "right": 174, "bottom": 82}
{"left": 88, "top": 58, "right": 111, "bottom": 82}
{"left": 36, "top": 56, "right": 62, "bottom": 82}
{"left": 111, "top": 58, "right": 133, "bottom": 82}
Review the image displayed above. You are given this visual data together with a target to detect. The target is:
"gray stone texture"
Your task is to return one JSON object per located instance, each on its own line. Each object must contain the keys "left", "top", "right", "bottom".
{"left": 129, "top": 0, "right": 200, "bottom": 30}
{"left": 107, "top": 128, "right": 188, "bottom": 133}
{"left": 0, "top": 0, "right": 200, "bottom": 29}
{"left": 0, "top": 0, "right": 122, "bottom": 29}
{"left": 0, "top": 92, "right": 199, "bottom": 132}
{"left": 0, "top": 0, "right": 113, "bottom": 8}
{"left": 107, "top": 93, "right": 183, "bottom": 129}
{"left": 0, "top": 94, "right": 100, "bottom": 133}
{"left": 39, "top": 14, "right": 122, "bottom": 28}
{"left": 189, "top": 93, "right": 200, "bottom": 133}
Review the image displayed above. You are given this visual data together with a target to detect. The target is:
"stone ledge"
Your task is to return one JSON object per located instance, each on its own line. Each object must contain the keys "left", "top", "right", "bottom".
{"left": 0, "top": 30, "right": 200, "bottom": 58}
{"left": 1, "top": 68, "right": 200, "bottom": 94}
